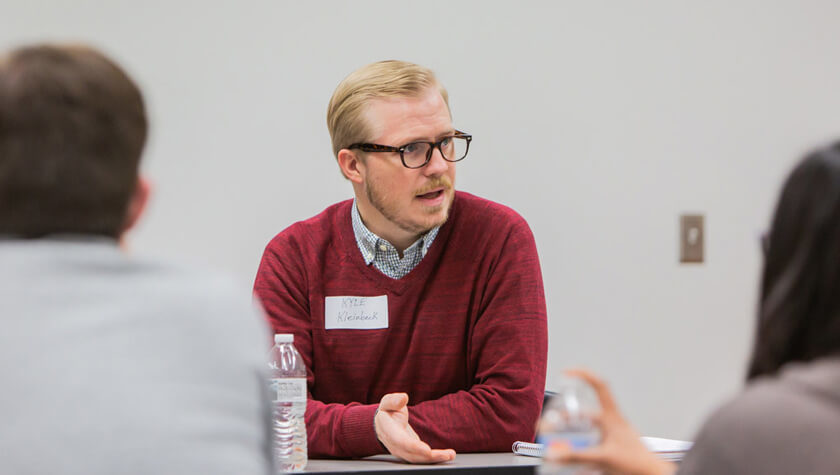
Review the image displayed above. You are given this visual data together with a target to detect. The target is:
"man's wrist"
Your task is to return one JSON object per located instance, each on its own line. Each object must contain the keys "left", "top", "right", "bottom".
{"left": 338, "top": 404, "right": 382, "bottom": 456}
{"left": 373, "top": 406, "right": 388, "bottom": 452}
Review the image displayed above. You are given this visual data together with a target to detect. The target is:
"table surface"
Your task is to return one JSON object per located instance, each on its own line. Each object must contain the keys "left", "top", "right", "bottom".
{"left": 303, "top": 453, "right": 541, "bottom": 473}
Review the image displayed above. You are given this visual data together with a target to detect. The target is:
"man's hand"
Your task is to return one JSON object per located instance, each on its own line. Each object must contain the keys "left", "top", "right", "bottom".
{"left": 374, "top": 393, "right": 456, "bottom": 464}
{"left": 545, "top": 369, "right": 676, "bottom": 475}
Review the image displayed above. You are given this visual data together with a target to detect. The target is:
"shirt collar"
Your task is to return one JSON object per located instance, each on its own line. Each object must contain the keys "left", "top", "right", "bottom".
{"left": 351, "top": 200, "right": 440, "bottom": 266}
{"left": 351, "top": 200, "right": 379, "bottom": 265}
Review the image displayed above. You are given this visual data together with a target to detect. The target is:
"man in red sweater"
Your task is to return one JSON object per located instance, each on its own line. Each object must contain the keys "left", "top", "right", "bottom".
{"left": 254, "top": 60, "right": 547, "bottom": 462}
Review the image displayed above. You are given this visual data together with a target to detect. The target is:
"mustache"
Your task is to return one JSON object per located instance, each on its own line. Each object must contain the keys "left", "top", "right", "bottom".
{"left": 415, "top": 176, "right": 453, "bottom": 195}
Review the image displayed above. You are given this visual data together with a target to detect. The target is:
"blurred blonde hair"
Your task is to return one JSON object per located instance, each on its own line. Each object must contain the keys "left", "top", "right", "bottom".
{"left": 326, "top": 60, "right": 450, "bottom": 158}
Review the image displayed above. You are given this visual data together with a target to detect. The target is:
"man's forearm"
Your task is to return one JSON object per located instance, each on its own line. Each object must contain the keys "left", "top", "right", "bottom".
{"left": 305, "top": 399, "right": 382, "bottom": 458}
{"left": 407, "top": 382, "right": 543, "bottom": 452}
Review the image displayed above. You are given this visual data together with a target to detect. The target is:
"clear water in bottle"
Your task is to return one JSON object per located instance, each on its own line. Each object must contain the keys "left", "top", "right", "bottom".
{"left": 537, "top": 377, "right": 602, "bottom": 450}
{"left": 268, "top": 334, "right": 307, "bottom": 472}
{"left": 537, "top": 377, "right": 602, "bottom": 475}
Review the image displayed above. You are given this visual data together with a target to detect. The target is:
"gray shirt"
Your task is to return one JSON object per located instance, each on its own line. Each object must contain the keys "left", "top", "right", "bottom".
{"left": 0, "top": 238, "right": 272, "bottom": 475}
{"left": 679, "top": 357, "right": 840, "bottom": 474}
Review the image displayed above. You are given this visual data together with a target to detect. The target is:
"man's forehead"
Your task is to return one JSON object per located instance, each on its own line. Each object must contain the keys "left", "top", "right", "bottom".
{"left": 361, "top": 89, "right": 452, "bottom": 141}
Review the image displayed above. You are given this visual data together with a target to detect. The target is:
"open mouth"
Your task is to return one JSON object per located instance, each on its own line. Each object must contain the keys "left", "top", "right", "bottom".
{"left": 417, "top": 189, "right": 445, "bottom": 200}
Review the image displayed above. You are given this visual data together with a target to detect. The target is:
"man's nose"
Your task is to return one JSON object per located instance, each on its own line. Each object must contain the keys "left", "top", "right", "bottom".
{"left": 423, "top": 146, "right": 449, "bottom": 176}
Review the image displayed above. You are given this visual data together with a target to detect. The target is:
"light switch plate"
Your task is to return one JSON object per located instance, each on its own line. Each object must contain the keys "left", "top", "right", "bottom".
{"left": 680, "top": 214, "right": 704, "bottom": 263}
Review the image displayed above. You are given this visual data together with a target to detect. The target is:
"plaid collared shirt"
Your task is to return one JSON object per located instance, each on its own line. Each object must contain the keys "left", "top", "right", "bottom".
{"left": 350, "top": 201, "right": 440, "bottom": 280}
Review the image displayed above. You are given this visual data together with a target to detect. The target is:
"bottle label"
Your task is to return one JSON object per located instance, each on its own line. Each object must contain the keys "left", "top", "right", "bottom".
{"left": 270, "top": 377, "right": 307, "bottom": 403}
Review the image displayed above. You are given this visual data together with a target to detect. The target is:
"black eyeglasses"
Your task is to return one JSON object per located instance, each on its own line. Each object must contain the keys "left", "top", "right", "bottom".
{"left": 348, "top": 130, "right": 472, "bottom": 169}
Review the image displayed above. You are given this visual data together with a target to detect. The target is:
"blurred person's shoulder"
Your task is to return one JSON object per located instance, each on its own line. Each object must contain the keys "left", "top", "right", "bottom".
{"left": 679, "top": 357, "right": 840, "bottom": 474}
{"left": 127, "top": 252, "right": 269, "bottom": 340}
{"left": 32, "top": 237, "right": 272, "bottom": 351}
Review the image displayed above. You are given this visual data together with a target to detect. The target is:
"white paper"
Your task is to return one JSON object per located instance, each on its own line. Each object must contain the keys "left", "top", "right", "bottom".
{"left": 324, "top": 295, "right": 388, "bottom": 330}
{"left": 641, "top": 436, "right": 693, "bottom": 453}
{"left": 512, "top": 436, "right": 693, "bottom": 461}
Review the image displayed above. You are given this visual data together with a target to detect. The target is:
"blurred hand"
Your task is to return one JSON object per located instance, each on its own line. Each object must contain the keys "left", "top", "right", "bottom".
{"left": 546, "top": 369, "right": 676, "bottom": 475}
{"left": 374, "top": 392, "right": 456, "bottom": 464}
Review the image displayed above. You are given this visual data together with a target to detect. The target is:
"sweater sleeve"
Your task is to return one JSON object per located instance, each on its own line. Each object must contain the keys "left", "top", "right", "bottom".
{"left": 253, "top": 230, "right": 383, "bottom": 458}
{"left": 406, "top": 217, "right": 548, "bottom": 452}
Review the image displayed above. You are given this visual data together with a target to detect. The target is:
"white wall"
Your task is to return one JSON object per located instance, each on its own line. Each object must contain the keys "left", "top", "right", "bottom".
{"left": 4, "top": 0, "right": 840, "bottom": 440}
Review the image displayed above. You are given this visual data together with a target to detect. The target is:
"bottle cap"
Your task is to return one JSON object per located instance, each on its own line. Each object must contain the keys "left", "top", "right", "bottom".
{"left": 274, "top": 333, "right": 294, "bottom": 344}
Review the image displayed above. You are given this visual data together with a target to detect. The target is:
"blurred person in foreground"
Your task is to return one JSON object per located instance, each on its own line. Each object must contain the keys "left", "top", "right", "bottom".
{"left": 0, "top": 44, "right": 271, "bottom": 474}
{"left": 549, "top": 142, "right": 840, "bottom": 474}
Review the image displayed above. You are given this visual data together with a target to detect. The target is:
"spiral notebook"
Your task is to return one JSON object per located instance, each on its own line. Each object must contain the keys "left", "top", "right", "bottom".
{"left": 512, "top": 441, "right": 546, "bottom": 457}
{"left": 512, "top": 437, "right": 692, "bottom": 462}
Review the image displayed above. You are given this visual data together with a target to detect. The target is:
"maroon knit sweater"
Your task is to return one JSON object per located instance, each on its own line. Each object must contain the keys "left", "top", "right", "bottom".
{"left": 254, "top": 191, "right": 547, "bottom": 458}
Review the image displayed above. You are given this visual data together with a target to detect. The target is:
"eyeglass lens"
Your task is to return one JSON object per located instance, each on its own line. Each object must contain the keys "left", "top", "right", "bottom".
{"left": 402, "top": 136, "right": 469, "bottom": 168}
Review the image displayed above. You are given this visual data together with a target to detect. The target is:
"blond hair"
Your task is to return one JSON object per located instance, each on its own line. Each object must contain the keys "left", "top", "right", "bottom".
{"left": 326, "top": 60, "right": 450, "bottom": 158}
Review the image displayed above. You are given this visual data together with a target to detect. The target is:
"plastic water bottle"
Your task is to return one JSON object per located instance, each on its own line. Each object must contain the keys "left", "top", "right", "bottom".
{"left": 537, "top": 377, "right": 602, "bottom": 451}
{"left": 268, "top": 334, "right": 307, "bottom": 472}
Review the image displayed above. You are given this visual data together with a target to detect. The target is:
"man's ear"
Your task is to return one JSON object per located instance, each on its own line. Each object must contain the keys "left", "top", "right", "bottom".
{"left": 337, "top": 149, "right": 365, "bottom": 184}
{"left": 121, "top": 176, "right": 151, "bottom": 237}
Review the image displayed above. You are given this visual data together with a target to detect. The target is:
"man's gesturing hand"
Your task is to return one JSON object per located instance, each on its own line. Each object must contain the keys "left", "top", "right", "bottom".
{"left": 374, "top": 393, "right": 456, "bottom": 464}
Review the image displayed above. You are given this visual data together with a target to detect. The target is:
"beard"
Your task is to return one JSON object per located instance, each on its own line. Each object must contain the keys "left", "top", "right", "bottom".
{"left": 365, "top": 174, "right": 454, "bottom": 235}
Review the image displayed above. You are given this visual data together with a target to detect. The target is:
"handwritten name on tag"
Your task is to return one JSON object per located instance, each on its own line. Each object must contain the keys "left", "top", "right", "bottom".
{"left": 324, "top": 295, "right": 388, "bottom": 330}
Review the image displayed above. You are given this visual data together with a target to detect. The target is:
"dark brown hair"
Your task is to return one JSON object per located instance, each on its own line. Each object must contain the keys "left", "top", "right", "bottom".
{"left": 747, "top": 142, "right": 840, "bottom": 379}
{"left": 0, "top": 44, "right": 147, "bottom": 238}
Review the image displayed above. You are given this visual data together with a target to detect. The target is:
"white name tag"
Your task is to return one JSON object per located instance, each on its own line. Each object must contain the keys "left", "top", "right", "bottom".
{"left": 324, "top": 295, "right": 389, "bottom": 330}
